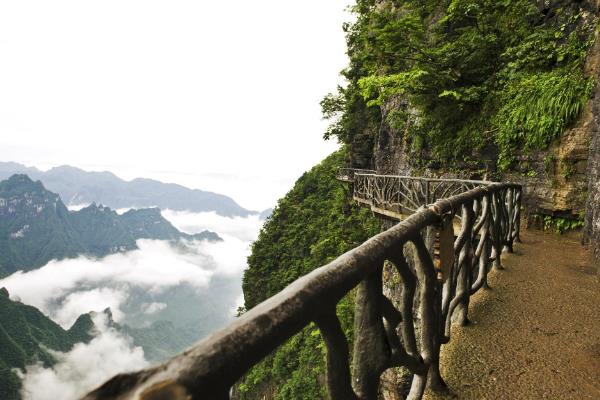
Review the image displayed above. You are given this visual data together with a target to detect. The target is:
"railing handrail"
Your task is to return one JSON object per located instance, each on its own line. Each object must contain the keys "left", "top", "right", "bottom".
{"left": 354, "top": 172, "right": 493, "bottom": 186}
{"left": 84, "top": 182, "right": 522, "bottom": 400}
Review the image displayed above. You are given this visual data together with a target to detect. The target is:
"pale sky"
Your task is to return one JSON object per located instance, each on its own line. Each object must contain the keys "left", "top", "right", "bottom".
{"left": 0, "top": 1, "right": 352, "bottom": 210}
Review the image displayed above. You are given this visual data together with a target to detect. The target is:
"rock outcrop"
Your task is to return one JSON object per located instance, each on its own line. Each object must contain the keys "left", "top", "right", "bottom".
{"left": 585, "top": 2, "right": 600, "bottom": 275}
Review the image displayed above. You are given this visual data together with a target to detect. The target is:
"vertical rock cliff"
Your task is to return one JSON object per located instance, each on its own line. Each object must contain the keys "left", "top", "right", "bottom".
{"left": 586, "top": 30, "right": 600, "bottom": 274}
{"left": 344, "top": 0, "right": 600, "bottom": 273}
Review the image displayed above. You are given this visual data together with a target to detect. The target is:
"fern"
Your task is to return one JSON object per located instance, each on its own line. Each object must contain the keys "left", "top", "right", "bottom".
{"left": 496, "top": 67, "right": 594, "bottom": 169}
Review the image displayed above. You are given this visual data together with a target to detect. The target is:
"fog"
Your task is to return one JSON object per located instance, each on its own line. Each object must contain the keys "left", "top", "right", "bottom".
{"left": 162, "top": 210, "right": 265, "bottom": 242}
{"left": 2, "top": 239, "right": 215, "bottom": 327}
{"left": 0, "top": 211, "right": 265, "bottom": 400}
{"left": 19, "top": 313, "right": 148, "bottom": 400}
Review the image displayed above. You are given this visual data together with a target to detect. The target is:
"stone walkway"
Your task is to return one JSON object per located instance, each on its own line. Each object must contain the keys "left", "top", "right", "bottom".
{"left": 425, "top": 230, "right": 600, "bottom": 400}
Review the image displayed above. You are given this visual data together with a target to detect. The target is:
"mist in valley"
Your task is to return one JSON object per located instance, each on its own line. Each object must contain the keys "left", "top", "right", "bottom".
{"left": 0, "top": 210, "right": 264, "bottom": 400}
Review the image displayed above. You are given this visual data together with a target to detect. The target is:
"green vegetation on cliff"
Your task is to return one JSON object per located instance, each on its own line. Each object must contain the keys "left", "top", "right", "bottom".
{"left": 322, "top": 0, "right": 596, "bottom": 169}
{"left": 238, "top": 150, "right": 379, "bottom": 399}
{"left": 0, "top": 289, "right": 93, "bottom": 400}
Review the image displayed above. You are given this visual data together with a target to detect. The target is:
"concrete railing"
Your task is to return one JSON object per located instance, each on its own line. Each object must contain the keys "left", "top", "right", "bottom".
{"left": 83, "top": 177, "right": 521, "bottom": 400}
{"left": 342, "top": 168, "right": 496, "bottom": 218}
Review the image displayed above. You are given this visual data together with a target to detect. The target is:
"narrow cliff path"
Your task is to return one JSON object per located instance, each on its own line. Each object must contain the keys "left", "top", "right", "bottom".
{"left": 425, "top": 229, "right": 600, "bottom": 400}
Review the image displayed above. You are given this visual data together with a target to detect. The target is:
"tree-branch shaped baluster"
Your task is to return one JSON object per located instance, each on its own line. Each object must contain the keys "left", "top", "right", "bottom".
{"left": 407, "top": 234, "right": 444, "bottom": 398}
{"left": 397, "top": 179, "right": 424, "bottom": 212}
{"left": 489, "top": 190, "right": 505, "bottom": 270}
{"left": 513, "top": 188, "right": 522, "bottom": 243}
{"left": 315, "top": 308, "right": 358, "bottom": 400}
{"left": 470, "top": 194, "right": 493, "bottom": 293}
{"left": 352, "top": 261, "right": 388, "bottom": 398}
{"left": 443, "top": 201, "right": 475, "bottom": 338}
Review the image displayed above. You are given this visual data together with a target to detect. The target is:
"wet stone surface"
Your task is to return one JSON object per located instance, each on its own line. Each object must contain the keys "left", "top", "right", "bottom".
{"left": 425, "top": 230, "right": 600, "bottom": 400}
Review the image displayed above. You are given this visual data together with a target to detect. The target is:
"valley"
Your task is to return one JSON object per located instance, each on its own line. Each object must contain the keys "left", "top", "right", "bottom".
{"left": 0, "top": 172, "right": 264, "bottom": 399}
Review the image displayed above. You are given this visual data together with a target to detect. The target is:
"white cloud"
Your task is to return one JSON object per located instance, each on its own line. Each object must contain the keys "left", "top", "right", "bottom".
{"left": 163, "top": 210, "right": 264, "bottom": 242}
{"left": 141, "top": 302, "right": 167, "bottom": 315}
{"left": 1, "top": 239, "right": 216, "bottom": 327}
{"left": 1, "top": 210, "right": 264, "bottom": 398}
{"left": 0, "top": 210, "right": 264, "bottom": 328}
{"left": 66, "top": 203, "right": 90, "bottom": 211}
{"left": 19, "top": 313, "right": 148, "bottom": 400}
{"left": 54, "top": 288, "right": 129, "bottom": 328}
{"left": 0, "top": 210, "right": 263, "bottom": 324}
{"left": 162, "top": 210, "right": 265, "bottom": 275}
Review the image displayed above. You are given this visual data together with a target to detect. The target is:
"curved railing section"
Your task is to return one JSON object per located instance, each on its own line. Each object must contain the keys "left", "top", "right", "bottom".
{"left": 340, "top": 168, "right": 495, "bottom": 217}
{"left": 83, "top": 181, "right": 521, "bottom": 400}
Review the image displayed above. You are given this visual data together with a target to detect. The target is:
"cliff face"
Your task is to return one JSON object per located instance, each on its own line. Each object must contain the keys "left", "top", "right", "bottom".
{"left": 585, "top": 5, "right": 600, "bottom": 274}
{"left": 351, "top": 1, "right": 600, "bottom": 235}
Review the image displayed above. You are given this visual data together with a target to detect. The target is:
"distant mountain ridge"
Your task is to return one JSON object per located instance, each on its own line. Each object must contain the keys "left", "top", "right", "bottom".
{"left": 0, "top": 162, "right": 256, "bottom": 217}
{"left": 0, "top": 174, "right": 221, "bottom": 275}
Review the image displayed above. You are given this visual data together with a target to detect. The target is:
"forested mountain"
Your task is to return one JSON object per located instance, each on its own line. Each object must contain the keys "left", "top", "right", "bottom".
{"left": 0, "top": 174, "right": 220, "bottom": 275}
{"left": 0, "top": 290, "right": 196, "bottom": 400}
{"left": 0, "top": 162, "right": 254, "bottom": 217}
{"left": 0, "top": 288, "right": 94, "bottom": 400}
{"left": 237, "top": 150, "right": 379, "bottom": 398}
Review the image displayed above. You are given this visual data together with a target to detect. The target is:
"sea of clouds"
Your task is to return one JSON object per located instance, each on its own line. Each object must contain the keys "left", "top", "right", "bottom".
{"left": 18, "top": 313, "right": 148, "bottom": 400}
{"left": 0, "top": 210, "right": 265, "bottom": 400}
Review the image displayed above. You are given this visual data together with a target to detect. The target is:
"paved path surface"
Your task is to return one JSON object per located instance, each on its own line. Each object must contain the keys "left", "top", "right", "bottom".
{"left": 425, "top": 230, "right": 600, "bottom": 400}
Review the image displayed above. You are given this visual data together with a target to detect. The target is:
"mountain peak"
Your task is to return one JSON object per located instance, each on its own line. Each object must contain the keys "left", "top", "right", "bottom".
{"left": 89, "top": 307, "right": 115, "bottom": 326}
{"left": 0, "top": 174, "right": 54, "bottom": 200}
{"left": 122, "top": 207, "right": 162, "bottom": 216}
{"left": 77, "top": 202, "right": 114, "bottom": 214}
{"left": 5, "top": 174, "right": 35, "bottom": 187}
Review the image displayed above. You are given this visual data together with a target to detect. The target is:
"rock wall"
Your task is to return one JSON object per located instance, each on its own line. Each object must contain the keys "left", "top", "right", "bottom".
{"left": 353, "top": 1, "right": 600, "bottom": 231}
{"left": 362, "top": 1, "right": 600, "bottom": 233}
{"left": 585, "top": 2, "right": 600, "bottom": 275}
{"left": 369, "top": 106, "right": 594, "bottom": 224}
{"left": 587, "top": 103, "right": 600, "bottom": 274}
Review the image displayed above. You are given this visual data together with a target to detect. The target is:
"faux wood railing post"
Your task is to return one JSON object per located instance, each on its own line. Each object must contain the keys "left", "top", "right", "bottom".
{"left": 352, "top": 262, "right": 387, "bottom": 399}
{"left": 490, "top": 191, "right": 504, "bottom": 270}
{"left": 455, "top": 202, "right": 474, "bottom": 325}
{"left": 505, "top": 188, "right": 514, "bottom": 253}
{"left": 406, "top": 236, "right": 440, "bottom": 399}
{"left": 514, "top": 188, "right": 522, "bottom": 243}
{"left": 316, "top": 310, "right": 358, "bottom": 400}
{"left": 471, "top": 194, "right": 491, "bottom": 293}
